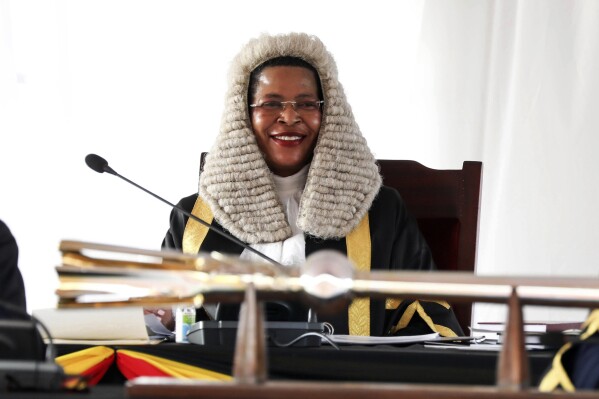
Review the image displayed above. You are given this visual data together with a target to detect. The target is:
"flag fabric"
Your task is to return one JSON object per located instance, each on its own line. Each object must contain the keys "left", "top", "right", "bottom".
{"left": 55, "top": 346, "right": 231, "bottom": 387}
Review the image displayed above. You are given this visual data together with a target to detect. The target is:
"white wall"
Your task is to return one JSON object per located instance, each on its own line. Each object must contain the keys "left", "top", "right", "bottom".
{"left": 1, "top": 0, "right": 598, "bottom": 325}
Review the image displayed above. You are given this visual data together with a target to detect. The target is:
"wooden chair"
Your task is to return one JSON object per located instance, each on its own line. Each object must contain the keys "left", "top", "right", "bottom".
{"left": 200, "top": 154, "right": 483, "bottom": 331}
{"left": 377, "top": 160, "right": 483, "bottom": 332}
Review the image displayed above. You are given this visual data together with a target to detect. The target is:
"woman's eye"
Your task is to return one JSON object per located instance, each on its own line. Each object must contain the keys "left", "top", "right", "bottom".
{"left": 262, "top": 101, "right": 283, "bottom": 110}
{"left": 297, "top": 101, "right": 318, "bottom": 110}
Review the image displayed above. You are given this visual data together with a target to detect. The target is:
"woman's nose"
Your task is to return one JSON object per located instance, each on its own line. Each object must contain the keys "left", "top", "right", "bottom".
{"left": 278, "top": 103, "right": 301, "bottom": 124}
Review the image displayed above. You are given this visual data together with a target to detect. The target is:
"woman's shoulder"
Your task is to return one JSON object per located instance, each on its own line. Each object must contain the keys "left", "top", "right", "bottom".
{"left": 175, "top": 193, "right": 200, "bottom": 212}
{"left": 369, "top": 185, "right": 410, "bottom": 220}
{"left": 374, "top": 185, "right": 404, "bottom": 204}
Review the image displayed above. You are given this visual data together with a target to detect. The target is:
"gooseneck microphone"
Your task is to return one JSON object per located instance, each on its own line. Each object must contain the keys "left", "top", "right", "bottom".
{"left": 84, "top": 154, "right": 283, "bottom": 268}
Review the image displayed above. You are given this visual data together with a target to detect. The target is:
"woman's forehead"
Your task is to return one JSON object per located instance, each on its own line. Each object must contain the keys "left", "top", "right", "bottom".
{"left": 254, "top": 66, "right": 319, "bottom": 93}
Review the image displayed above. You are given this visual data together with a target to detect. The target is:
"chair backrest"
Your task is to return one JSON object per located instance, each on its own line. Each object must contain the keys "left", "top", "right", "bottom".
{"left": 377, "top": 160, "right": 483, "bottom": 331}
{"left": 199, "top": 153, "right": 483, "bottom": 331}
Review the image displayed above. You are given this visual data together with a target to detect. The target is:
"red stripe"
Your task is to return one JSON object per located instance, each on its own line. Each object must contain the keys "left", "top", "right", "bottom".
{"left": 81, "top": 354, "right": 115, "bottom": 386}
{"left": 116, "top": 352, "right": 171, "bottom": 379}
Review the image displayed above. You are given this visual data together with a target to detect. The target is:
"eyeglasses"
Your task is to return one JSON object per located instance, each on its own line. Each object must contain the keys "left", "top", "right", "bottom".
{"left": 249, "top": 100, "right": 324, "bottom": 114}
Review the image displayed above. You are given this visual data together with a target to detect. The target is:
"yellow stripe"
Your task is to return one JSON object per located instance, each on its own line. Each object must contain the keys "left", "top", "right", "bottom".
{"left": 386, "top": 298, "right": 450, "bottom": 310}
{"left": 393, "top": 301, "right": 418, "bottom": 333}
{"left": 182, "top": 196, "right": 213, "bottom": 255}
{"left": 580, "top": 309, "right": 599, "bottom": 340}
{"left": 432, "top": 323, "right": 458, "bottom": 338}
{"left": 390, "top": 300, "right": 457, "bottom": 337}
{"left": 539, "top": 342, "right": 575, "bottom": 392}
{"left": 346, "top": 214, "right": 371, "bottom": 336}
{"left": 55, "top": 346, "right": 114, "bottom": 376}
{"left": 117, "top": 349, "right": 232, "bottom": 381}
{"left": 385, "top": 298, "right": 402, "bottom": 310}
{"left": 539, "top": 309, "right": 599, "bottom": 392}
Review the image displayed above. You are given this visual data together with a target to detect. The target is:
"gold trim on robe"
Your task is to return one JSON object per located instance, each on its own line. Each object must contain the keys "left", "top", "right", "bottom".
{"left": 539, "top": 309, "right": 599, "bottom": 392}
{"left": 539, "top": 342, "right": 576, "bottom": 392}
{"left": 346, "top": 214, "right": 371, "bottom": 336}
{"left": 182, "top": 197, "right": 214, "bottom": 255}
{"left": 389, "top": 300, "right": 457, "bottom": 337}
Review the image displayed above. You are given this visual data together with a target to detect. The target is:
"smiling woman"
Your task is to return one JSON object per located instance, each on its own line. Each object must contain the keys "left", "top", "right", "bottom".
{"left": 161, "top": 32, "right": 463, "bottom": 338}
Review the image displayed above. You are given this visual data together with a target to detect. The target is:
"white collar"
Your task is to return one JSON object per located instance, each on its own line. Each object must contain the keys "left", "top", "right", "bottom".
{"left": 272, "top": 164, "right": 309, "bottom": 195}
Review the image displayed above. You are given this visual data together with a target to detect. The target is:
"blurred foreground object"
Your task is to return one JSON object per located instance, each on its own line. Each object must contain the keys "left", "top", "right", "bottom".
{"left": 55, "top": 240, "right": 599, "bottom": 396}
{"left": 0, "top": 219, "right": 26, "bottom": 318}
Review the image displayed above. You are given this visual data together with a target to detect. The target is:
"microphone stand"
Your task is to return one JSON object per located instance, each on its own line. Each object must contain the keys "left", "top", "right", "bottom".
{"left": 84, "top": 154, "right": 284, "bottom": 269}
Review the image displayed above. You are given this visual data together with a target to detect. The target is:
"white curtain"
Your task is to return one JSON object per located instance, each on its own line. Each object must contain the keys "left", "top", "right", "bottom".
{"left": 414, "top": 0, "right": 599, "bottom": 323}
{"left": 1, "top": 0, "right": 598, "bottom": 325}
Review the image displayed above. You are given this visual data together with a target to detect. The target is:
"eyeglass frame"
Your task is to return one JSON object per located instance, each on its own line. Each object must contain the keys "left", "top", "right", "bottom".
{"left": 249, "top": 100, "right": 325, "bottom": 113}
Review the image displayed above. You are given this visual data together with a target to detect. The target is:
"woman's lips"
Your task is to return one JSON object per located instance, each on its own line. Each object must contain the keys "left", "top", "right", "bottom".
{"left": 270, "top": 134, "right": 304, "bottom": 146}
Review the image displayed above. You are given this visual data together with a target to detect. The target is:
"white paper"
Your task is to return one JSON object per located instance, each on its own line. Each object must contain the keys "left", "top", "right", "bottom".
{"left": 325, "top": 332, "right": 439, "bottom": 345}
{"left": 33, "top": 307, "right": 149, "bottom": 341}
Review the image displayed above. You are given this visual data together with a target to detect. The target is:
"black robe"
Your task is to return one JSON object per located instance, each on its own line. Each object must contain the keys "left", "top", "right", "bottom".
{"left": 0, "top": 220, "right": 27, "bottom": 319}
{"left": 163, "top": 186, "right": 463, "bottom": 336}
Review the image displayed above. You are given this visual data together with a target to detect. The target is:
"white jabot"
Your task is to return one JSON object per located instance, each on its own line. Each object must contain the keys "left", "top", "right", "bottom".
{"left": 240, "top": 165, "right": 309, "bottom": 267}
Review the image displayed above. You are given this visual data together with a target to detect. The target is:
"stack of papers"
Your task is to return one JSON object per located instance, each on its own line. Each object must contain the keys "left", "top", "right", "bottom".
{"left": 32, "top": 307, "right": 166, "bottom": 345}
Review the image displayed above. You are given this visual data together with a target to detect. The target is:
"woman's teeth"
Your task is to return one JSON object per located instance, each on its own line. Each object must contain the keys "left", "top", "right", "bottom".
{"left": 274, "top": 135, "right": 302, "bottom": 141}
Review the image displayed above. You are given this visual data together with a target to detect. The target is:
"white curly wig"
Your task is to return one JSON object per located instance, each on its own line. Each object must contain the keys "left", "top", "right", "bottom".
{"left": 199, "top": 33, "right": 381, "bottom": 244}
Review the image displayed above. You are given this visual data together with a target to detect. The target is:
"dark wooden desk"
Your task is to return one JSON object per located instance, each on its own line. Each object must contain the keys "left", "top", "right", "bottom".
{"left": 0, "top": 343, "right": 559, "bottom": 399}
{"left": 55, "top": 343, "right": 555, "bottom": 386}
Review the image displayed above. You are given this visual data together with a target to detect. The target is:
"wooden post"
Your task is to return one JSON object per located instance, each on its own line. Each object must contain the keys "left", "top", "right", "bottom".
{"left": 497, "top": 287, "right": 529, "bottom": 390}
{"left": 232, "top": 283, "right": 267, "bottom": 384}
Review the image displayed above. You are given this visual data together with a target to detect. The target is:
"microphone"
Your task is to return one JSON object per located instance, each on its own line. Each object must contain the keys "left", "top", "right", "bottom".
{"left": 84, "top": 153, "right": 284, "bottom": 268}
